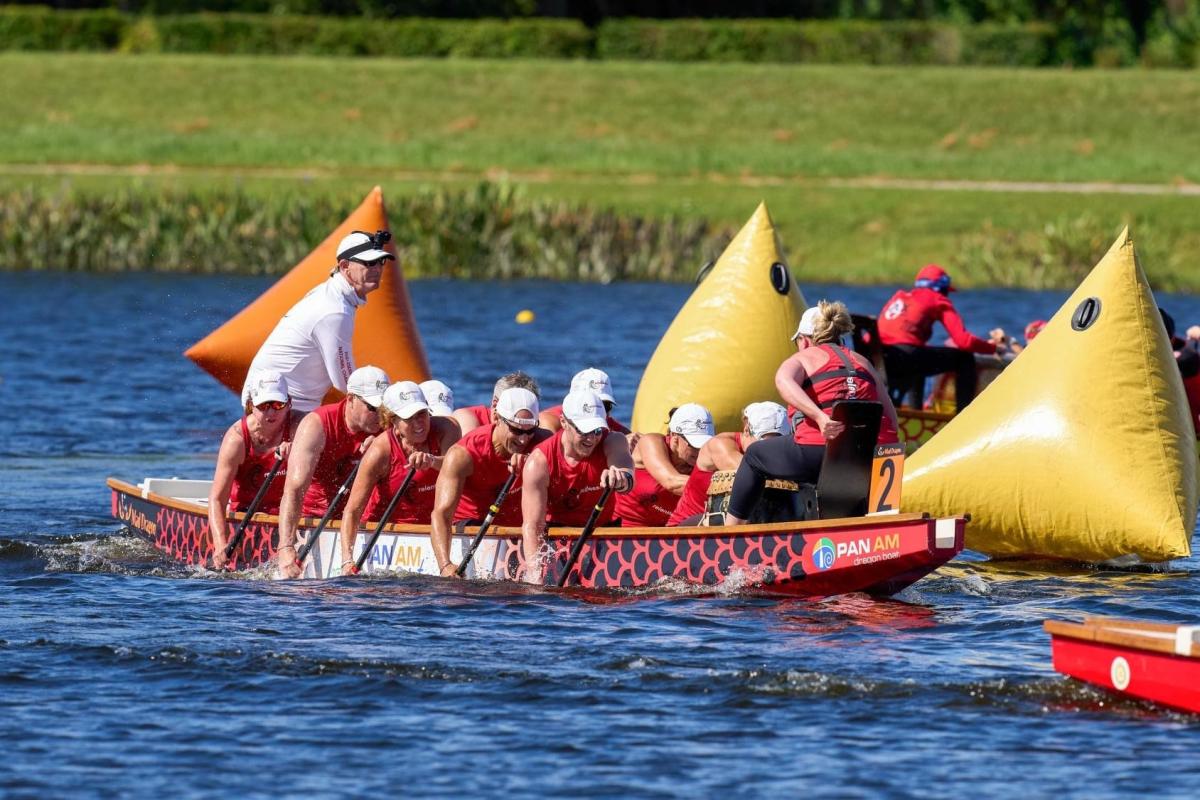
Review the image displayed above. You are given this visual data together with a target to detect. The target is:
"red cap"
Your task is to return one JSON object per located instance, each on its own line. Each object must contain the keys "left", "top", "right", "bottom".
{"left": 1024, "top": 320, "right": 1047, "bottom": 341}
{"left": 914, "top": 264, "right": 955, "bottom": 293}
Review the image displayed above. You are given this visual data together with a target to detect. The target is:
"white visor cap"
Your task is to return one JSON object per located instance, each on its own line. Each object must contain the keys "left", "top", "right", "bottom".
{"left": 346, "top": 365, "right": 390, "bottom": 408}
{"left": 791, "top": 306, "right": 823, "bottom": 342}
{"left": 562, "top": 389, "right": 609, "bottom": 434}
{"left": 668, "top": 403, "right": 715, "bottom": 448}
{"left": 336, "top": 231, "right": 395, "bottom": 264}
{"left": 570, "top": 368, "right": 615, "bottom": 406}
{"left": 495, "top": 387, "right": 539, "bottom": 427}
{"left": 247, "top": 369, "right": 290, "bottom": 405}
{"left": 419, "top": 379, "right": 455, "bottom": 416}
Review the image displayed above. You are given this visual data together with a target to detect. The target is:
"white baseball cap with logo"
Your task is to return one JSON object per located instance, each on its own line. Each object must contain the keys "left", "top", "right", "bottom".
{"left": 790, "top": 306, "right": 823, "bottom": 342}
{"left": 382, "top": 381, "right": 430, "bottom": 419}
{"left": 336, "top": 230, "right": 395, "bottom": 265}
{"left": 570, "top": 368, "right": 616, "bottom": 405}
{"left": 495, "top": 387, "right": 540, "bottom": 427}
{"left": 247, "top": 369, "right": 290, "bottom": 405}
{"left": 346, "top": 365, "right": 390, "bottom": 408}
{"left": 419, "top": 379, "right": 454, "bottom": 416}
{"left": 562, "top": 389, "right": 609, "bottom": 434}
{"left": 668, "top": 403, "right": 715, "bottom": 448}
{"left": 744, "top": 401, "right": 791, "bottom": 438}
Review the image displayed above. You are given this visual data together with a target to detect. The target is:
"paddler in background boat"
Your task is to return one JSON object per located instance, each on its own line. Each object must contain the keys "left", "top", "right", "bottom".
{"left": 877, "top": 264, "right": 1007, "bottom": 412}
{"left": 538, "top": 368, "right": 632, "bottom": 434}
{"left": 452, "top": 371, "right": 541, "bottom": 435}
{"left": 431, "top": 387, "right": 551, "bottom": 577}
{"left": 275, "top": 365, "right": 389, "bottom": 578}
{"left": 520, "top": 389, "right": 635, "bottom": 582}
{"left": 336, "top": 382, "right": 460, "bottom": 574}
{"left": 613, "top": 404, "right": 714, "bottom": 527}
{"left": 666, "top": 401, "right": 790, "bottom": 527}
{"left": 726, "top": 302, "right": 898, "bottom": 526}
{"left": 207, "top": 370, "right": 303, "bottom": 569}
{"left": 242, "top": 230, "right": 394, "bottom": 412}
{"left": 1161, "top": 308, "right": 1200, "bottom": 437}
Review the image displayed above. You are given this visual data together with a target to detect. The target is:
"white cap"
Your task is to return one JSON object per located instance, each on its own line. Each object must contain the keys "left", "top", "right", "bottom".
{"left": 382, "top": 381, "right": 429, "bottom": 419}
{"left": 562, "top": 389, "right": 609, "bottom": 434}
{"left": 744, "top": 401, "right": 790, "bottom": 438}
{"left": 346, "top": 365, "right": 390, "bottom": 408}
{"left": 336, "top": 230, "right": 395, "bottom": 264}
{"left": 668, "top": 403, "right": 714, "bottom": 448}
{"left": 495, "top": 387, "right": 539, "bottom": 427}
{"left": 791, "top": 306, "right": 822, "bottom": 341}
{"left": 247, "top": 369, "right": 289, "bottom": 405}
{"left": 419, "top": 379, "right": 454, "bottom": 416}
{"left": 570, "top": 368, "right": 616, "bottom": 405}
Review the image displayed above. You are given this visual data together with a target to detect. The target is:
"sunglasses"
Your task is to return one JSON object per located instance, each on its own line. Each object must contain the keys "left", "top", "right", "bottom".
{"left": 256, "top": 400, "right": 288, "bottom": 412}
{"left": 501, "top": 417, "right": 538, "bottom": 437}
{"left": 352, "top": 258, "right": 387, "bottom": 269}
{"left": 565, "top": 419, "right": 604, "bottom": 438}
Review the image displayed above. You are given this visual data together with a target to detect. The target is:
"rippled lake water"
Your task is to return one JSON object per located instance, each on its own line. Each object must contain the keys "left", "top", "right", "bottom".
{"left": 2, "top": 272, "right": 1199, "bottom": 798}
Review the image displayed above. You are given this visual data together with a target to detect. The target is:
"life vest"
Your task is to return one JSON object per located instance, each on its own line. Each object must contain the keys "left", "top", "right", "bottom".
{"left": 614, "top": 467, "right": 679, "bottom": 528}
{"left": 538, "top": 428, "right": 615, "bottom": 526}
{"left": 794, "top": 345, "right": 897, "bottom": 446}
{"left": 228, "top": 416, "right": 290, "bottom": 513}
{"left": 666, "top": 433, "right": 744, "bottom": 526}
{"left": 300, "top": 398, "right": 370, "bottom": 517}
{"left": 362, "top": 427, "right": 443, "bottom": 525}
{"left": 453, "top": 423, "right": 524, "bottom": 526}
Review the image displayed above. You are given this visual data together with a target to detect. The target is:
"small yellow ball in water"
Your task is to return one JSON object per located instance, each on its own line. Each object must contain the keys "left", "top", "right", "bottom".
{"left": 515, "top": 309, "right": 535, "bottom": 324}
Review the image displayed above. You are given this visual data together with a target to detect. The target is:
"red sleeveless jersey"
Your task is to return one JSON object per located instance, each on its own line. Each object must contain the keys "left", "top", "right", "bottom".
{"left": 362, "top": 428, "right": 443, "bottom": 525}
{"left": 614, "top": 467, "right": 679, "bottom": 528}
{"left": 228, "top": 416, "right": 290, "bottom": 513}
{"left": 1184, "top": 372, "right": 1200, "bottom": 438}
{"left": 453, "top": 423, "right": 523, "bottom": 526}
{"left": 301, "top": 398, "right": 370, "bottom": 517}
{"left": 537, "top": 428, "right": 615, "bottom": 526}
{"left": 542, "top": 404, "right": 631, "bottom": 435}
{"left": 465, "top": 404, "right": 491, "bottom": 428}
{"left": 666, "top": 433, "right": 743, "bottom": 526}
{"left": 793, "top": 345, "right": 898, "bottom": 446}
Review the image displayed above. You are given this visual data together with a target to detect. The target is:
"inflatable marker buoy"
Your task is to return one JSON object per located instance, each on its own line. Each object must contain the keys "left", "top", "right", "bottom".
{"left": 185, "top": 187, "right": 430, "bottom": 400}
{"left": 902, "top": 228, "right": 1196, "bottom": 563}
{"left": 516, "top": 309, "right": 535, "bottom": 324}
{"left": 632, "top": 202, "right": 806, "bottom": 434}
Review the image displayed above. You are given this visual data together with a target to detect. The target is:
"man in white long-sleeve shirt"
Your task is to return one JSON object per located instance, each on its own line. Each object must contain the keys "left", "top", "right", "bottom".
{"left": 244, "top": 230, "right": 395, "bottom": 411}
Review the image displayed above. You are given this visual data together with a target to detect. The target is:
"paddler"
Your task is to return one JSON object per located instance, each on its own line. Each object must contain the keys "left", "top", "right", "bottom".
{"left": 666, "top": 401, "right": 789, "bottom": 527}
{"left": 336, "top": 382, "right": 460, "bottom": 574}
{"left": 452, "top": 371, "right": 541, "bottom": 435}
{"left": 519, "top": 388, "right": 635, "bottom": 582}
{"left": 207, "top": 369, "right": 303, "bottom": 569}
{"left": 243, "top": 230, "right": 394, "bottom": 412}
{"left": 613, "top": 404, "right": 714, "bottom": 527}
{"left": 725, "top": 302, "right": 898, "bottom": 526}
{"left": 538, "top": 368, "right": 632, "bottom": 434}
{"left": 431, "top": 387, "right": 551, "bottom": 577}
{"left": 275, "top": 365, "right": 389, "bottom": 578}
{"left": 1162, "top": 308, "right": 1200, "bottom": 438}
{"left": 419, "top": 379, "right": 456, "bottom": 419}
{"left": 877, "top": 264, "right": 1006, "bottom": 411}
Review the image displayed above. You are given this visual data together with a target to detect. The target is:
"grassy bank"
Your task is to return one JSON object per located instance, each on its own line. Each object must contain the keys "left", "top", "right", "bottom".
{"left": 3, "top": 53, "right": 1198, "bottom": 288}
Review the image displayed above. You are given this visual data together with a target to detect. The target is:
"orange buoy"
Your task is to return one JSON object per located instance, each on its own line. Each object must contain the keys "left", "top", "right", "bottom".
{"left": 185, "top": 186, "right": 430, "bottom": 401}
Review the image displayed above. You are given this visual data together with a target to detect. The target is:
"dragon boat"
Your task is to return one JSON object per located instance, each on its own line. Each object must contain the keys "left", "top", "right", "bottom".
{"left": 1045, "top": 617, "right": 1200, "bottom": 714}
{"left": 107, "top": 476, "right": 964, "bottom": 597}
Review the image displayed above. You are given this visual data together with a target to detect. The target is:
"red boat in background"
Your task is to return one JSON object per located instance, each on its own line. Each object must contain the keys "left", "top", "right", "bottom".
{"left": 1044, "top": 617, "right": 1200, "bottom": 714}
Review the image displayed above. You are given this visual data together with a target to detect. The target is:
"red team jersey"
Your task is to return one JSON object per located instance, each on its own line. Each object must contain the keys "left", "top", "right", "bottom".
{"left": 228, "top": 416, "right": 290, "bottom": 513}
{"left": 301, "top": 398, "right": 371, "bottom": 517}
{"left": 878, "top": 287, "right": 997, "bottom": 354}
{"left": 536, "top": 429, "right": 616, "bottom": 526}
{"left": 793, "top": 345, "right": 898, "bottom": 447}
{"left": 453, "top": 424, "right": 524, "bottom": 526}
{"left": 362, "top": 428, "right": 443, "bottom": 525}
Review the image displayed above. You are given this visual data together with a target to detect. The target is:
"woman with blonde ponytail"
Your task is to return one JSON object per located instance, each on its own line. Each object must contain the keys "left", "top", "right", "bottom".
{"left": 725, "top": 300, "right": 899, "bottom": 526}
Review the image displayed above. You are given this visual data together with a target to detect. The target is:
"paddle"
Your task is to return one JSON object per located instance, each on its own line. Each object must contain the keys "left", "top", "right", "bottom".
{"left": 349, "top": 468, "right": 417, "bottom": 575}
{"left": 221, "top": 453, "right": 283, "bottom": 564}
{"left": 295, "top": 463, "right": 360, "bottom": 565}
{"left": 454, "top": 471, "right": 517, "bottom": 578}
{"left": 555, "top": 486, "right": 615, "bottom": 588}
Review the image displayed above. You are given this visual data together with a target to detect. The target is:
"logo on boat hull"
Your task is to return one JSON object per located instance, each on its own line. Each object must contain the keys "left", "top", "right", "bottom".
{"left": 812, "top": 537, "right": 836, "bottom": 571}
{"left": 1110, "top": 656, "right": 1131, "bottom": 690}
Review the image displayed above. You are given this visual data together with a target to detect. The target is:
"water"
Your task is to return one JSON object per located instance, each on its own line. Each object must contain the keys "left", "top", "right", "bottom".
{"left": 2, "top": 272, "right": 1200, "bottom": 799}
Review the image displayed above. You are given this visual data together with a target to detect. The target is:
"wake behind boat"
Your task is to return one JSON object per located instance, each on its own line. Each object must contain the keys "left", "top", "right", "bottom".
{"left": 109, "top": 477, "right": 964, "bottom": 597}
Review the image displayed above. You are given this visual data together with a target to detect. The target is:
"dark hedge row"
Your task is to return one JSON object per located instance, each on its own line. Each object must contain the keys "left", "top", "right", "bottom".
{"left": 3, "top": 5, "right": 1181, "bottom": 66}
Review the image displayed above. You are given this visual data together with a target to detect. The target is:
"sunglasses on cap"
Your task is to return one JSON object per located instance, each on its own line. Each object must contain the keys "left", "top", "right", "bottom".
{"left": 256, "top": 400, "right": 288, "bottom": 412}
{"left": 501, "top": 417, "right": 538, "bottom": 437}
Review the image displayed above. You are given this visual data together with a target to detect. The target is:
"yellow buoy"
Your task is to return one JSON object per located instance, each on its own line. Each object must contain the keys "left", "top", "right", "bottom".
{"left": 632, "top": 202, "right": 806, "bottom": 433}
{"left": 515, "top": 309, "right": 535, "bottom": 324}
{"left": 902, "top": 228, "right": 1196, "bottom": 563}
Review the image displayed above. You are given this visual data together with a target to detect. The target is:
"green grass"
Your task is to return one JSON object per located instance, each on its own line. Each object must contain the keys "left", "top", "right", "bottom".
{"left": 3, "top": 52, "right": 1199, "bottom": 287}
